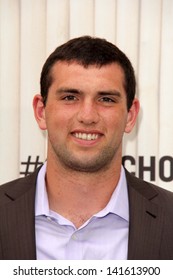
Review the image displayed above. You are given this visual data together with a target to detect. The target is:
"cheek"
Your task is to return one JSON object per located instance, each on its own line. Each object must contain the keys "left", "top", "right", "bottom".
{"left": 45, "top": 107, "right": 73, "bottom": 135}
{"left": 106, "top": 109, "right": 128, "bottom": 129}
{"left": 105, "top": 113, "right": 128, "bottom": 141}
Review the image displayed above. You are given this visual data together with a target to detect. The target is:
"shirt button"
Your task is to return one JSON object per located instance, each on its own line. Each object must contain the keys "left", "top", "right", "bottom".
{"left": 72, "top": 234, "right": 78, "bottom": 240}
{"left": 46, "top": 216, "right": 52, "bottom": 221}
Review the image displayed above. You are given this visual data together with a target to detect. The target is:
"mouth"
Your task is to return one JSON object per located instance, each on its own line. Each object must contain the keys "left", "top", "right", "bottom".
{"left": 71, "top": 130, "right": 104, "bottom": 144}
{"left": 73, "top": 132, "right": 99, "bottom": 141}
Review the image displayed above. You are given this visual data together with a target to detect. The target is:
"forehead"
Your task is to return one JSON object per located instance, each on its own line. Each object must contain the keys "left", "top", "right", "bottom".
{"left": 50, "top": 61, "right": 125, "bottom": 86}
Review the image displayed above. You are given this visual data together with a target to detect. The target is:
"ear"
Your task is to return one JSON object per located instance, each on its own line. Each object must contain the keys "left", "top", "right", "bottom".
{"left": 33, "top": 94, "right": 47, "bottom": 130}
{"left": 125, "top": 98, "right": 140, "bottom": 133}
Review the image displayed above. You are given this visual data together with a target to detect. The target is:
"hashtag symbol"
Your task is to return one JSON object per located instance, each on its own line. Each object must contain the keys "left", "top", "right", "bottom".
{"left": 20, "top": 156, "right": 43, "bottom": 177}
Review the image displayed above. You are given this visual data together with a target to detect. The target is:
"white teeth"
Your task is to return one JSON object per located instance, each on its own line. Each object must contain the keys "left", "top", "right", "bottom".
{"left": 74, "top": 133, "right": 99, "bottom": 141}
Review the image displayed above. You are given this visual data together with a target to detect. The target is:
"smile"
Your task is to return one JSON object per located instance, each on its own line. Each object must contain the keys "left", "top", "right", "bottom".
{"left": 73, "top": 132, "right": 99, "bottom": 141}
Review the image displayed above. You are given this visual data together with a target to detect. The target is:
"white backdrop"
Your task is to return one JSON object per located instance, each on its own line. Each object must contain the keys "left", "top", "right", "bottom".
{"left": 0, "top": 0, "right": 173, "bottom": 191}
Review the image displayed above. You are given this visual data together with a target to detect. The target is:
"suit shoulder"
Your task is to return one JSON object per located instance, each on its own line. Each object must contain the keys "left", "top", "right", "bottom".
{"left": 0, "top": 168, "right": 40, "bottom": 204}
{"left": 125, "top": 169, "right": 173, "bottom": 203}
{"left": 0, "top": 176, "right": 28, "bottom": 189}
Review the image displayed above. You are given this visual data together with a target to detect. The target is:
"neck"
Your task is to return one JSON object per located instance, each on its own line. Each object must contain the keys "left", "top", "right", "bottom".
{"left": 45, "top": 156, "right": 122, "bottom": 228}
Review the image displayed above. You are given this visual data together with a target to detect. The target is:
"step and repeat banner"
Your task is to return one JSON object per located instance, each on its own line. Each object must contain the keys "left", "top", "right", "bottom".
{"left": 0, "top": 0, "right": 173, "bottom": 191}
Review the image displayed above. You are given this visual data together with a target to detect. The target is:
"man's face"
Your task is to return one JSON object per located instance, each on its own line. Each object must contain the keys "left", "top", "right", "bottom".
{"left": 34, "top": 61, "right": 139, "bottom": 172}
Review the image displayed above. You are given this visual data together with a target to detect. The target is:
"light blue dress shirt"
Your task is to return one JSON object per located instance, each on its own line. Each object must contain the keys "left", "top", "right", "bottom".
{"left": 35, "top": 163, "right": 129, "bottom": 259}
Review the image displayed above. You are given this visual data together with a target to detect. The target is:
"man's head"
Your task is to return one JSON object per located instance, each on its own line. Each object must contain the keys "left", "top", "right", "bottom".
{"left": 34, "top": 36, "right": 139, "bottom": 174}
{"left": 40, "top": 36, "right": 136, "bottom": 111}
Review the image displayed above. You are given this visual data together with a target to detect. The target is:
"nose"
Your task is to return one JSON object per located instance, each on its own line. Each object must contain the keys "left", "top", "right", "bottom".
{"left": 77, "top": 100, "right": 99, "bottom": 125}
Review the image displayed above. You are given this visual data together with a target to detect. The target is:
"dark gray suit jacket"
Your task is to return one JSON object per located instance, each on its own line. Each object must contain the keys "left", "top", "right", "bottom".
{"left": 0, "top": 168, "right": 173, "bottom": 260}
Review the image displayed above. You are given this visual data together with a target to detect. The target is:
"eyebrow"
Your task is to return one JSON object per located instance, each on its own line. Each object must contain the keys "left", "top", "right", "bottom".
{"left": 97, "top": 90, "right": 121, "bottom": 98}
{"left": 56, "top": 87, "right": 121, "bottom": 98}
{"left": 56, "top": 87, "right": 82, "bottom": 94}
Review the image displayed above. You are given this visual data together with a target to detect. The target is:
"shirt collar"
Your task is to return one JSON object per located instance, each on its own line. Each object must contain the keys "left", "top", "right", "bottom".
{"left": 35, "top": 162, "right": 129, "bottom": 222}
{"left": 35, "top": 162, "right": 49, "bottom": 217}
{"left": 93, "top": 166, "right": 129, "bottom": 221}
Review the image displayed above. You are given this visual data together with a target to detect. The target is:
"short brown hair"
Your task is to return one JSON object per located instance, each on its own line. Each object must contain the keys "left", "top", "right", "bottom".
{"left": 40, "top": 36, "right": 136, "bottom": 110}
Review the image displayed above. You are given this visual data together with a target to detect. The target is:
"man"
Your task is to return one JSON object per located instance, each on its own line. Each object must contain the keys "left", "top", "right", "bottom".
{"left": 0, "top": 36, "right": 173, "bottom": 260}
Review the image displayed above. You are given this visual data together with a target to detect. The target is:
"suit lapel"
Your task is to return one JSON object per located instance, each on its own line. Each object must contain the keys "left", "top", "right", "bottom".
{"left": 0, "top": 170, "right": 39, "bottom": 260}
{"left": 126, "top": 171, "right": 165, "bottom": 260}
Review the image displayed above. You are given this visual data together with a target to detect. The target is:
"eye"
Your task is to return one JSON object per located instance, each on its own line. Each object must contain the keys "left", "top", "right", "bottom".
{"left": 62, "top": 95, "right": 78, "bottom": 101}
{"left": 99, "top": 97, "right": 115, "bottom": 103}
